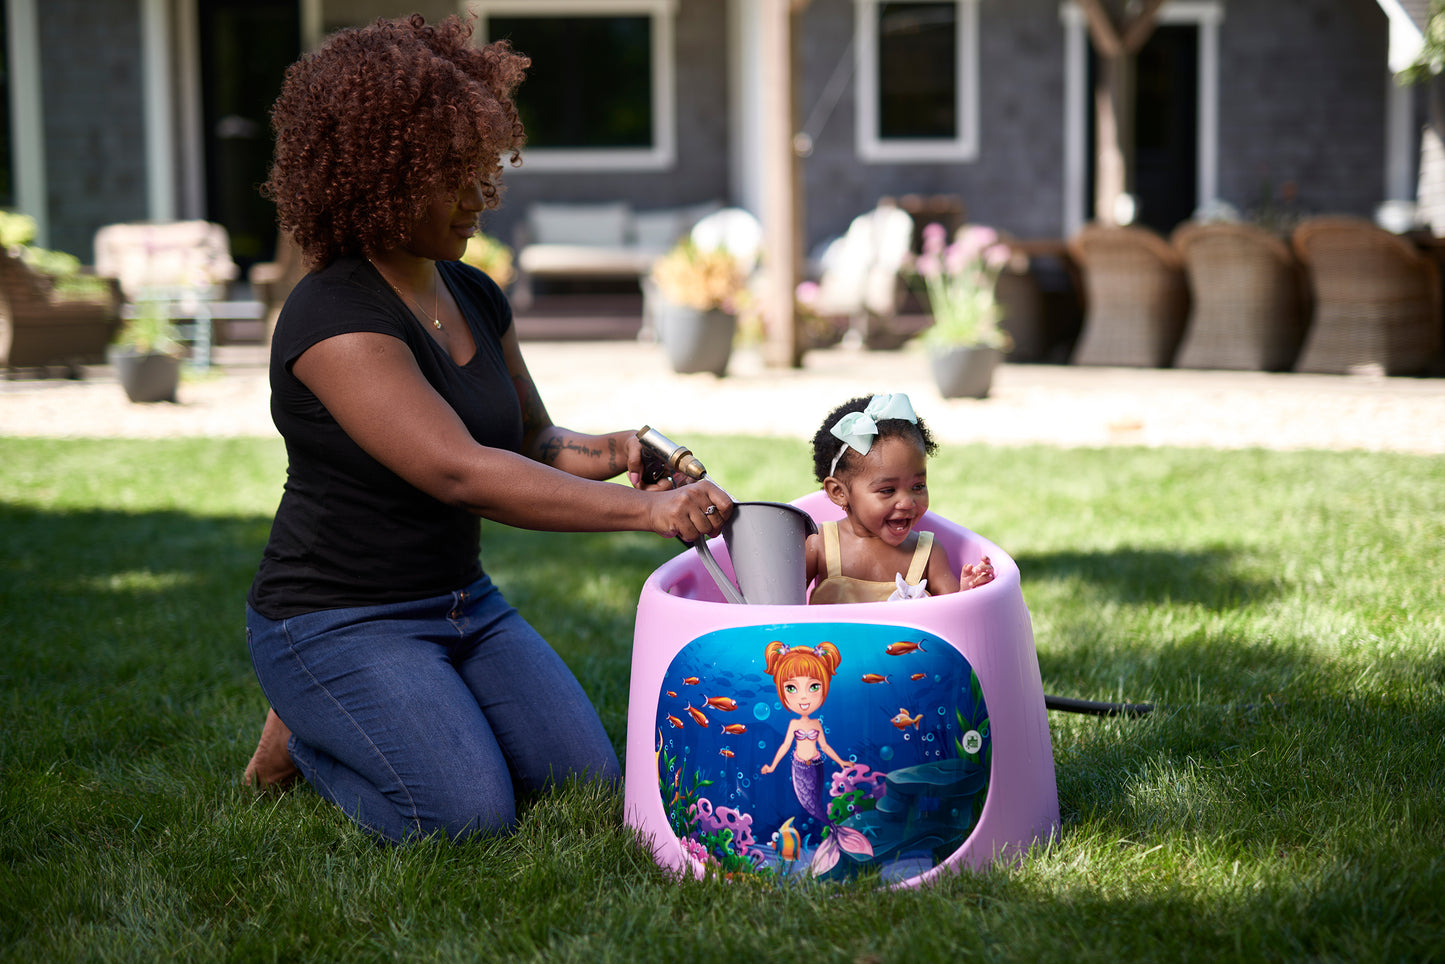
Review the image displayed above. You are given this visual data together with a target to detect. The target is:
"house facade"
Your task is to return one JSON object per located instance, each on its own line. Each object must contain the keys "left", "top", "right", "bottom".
{"left": 0, "top": 0, "right": 1428, "bottom": 270}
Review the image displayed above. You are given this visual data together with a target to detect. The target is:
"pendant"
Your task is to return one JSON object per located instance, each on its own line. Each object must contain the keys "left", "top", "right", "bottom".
{"left": 432, "top": 319, "right": 442, "bottom": 330}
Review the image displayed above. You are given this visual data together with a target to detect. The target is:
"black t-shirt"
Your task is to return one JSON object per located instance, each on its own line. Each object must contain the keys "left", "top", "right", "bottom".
{"left": 247, "top": 257, "right": 522, "bottom": 619}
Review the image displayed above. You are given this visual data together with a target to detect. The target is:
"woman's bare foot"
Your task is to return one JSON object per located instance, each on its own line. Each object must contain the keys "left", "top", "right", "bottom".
{"left": 243, "top": 707, "right": 300, "bottom": 790}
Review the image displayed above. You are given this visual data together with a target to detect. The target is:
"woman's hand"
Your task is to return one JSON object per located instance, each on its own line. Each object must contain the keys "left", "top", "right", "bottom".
{"left": 626, "top": 432, "right": 692, "bottom": 491}
{"left": 648, "top": 479, "right": 731, "bottom": 542}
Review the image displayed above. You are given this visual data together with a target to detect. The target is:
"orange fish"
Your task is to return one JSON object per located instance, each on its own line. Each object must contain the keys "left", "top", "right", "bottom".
{"left": 891, "top": 707, "right": 923, "bottom": 730}
{"left": 666, "top": 714, "right": 685, "bottom": 729}
{"left": 666, "top": 691, "right": 677, "bottom": 698}
{"left": 683, "top": 677, "right": 700, "bottom": 685}
{"left": 886, "top": 640, "right": 926, "bottom": 656}
{"left": 772, "top": 817, "right": 801, "bottom": 861}
{"left": 861, "top": 674, "right": 890, "bottom": 684}
{"left": 911, "top": 673, "right": 927, "bottom": 681}
{"left": 703, "top": 696, "right": 738, "bottom": 712}
{"left": 685, "top": 704, "right": 709, "bottom": 727}
{"left": 722, "top": 723, "right": 748, "bottom": 735}
{"left": 719, "top": 748, "right": 735, "bottom": 758}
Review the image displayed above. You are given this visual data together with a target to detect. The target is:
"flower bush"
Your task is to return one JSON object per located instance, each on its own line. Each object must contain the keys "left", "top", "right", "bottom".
{"left": 461, "top": 231, "right": 515, "bottom": 288}
{"left": 650, "top": 239, "right": 747, "bottom": 313}
{"left": 908, "top": 222, "right": 1013, "bottom": 351}
{"left": 0, "top": 210, "right": 111, "bottom": 300}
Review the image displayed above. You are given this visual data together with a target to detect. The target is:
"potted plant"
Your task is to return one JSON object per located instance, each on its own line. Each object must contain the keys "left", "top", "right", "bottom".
{"left": 907, "top": 222, "right": 1014, "bottom": 398}
{"left": 108, "top": 298, "right": 183, "bottom": 403}
{"left": 648, "top": 239, "right": 748, "bottom": 376}
{"left": 460, "top": 231, "right": 515, "bottom": 290}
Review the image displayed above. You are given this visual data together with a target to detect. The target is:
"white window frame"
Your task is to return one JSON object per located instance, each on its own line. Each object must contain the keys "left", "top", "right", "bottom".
{"left": 852, "top": 0, "right": 980, "bottom": 164}
{"left": 468, "top": 0, "right": 677, "bottom": 172}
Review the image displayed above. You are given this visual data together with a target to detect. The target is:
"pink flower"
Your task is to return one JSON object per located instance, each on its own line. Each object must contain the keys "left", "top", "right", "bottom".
{"left": 921, "top": 221, "right": 948, "bottom": 257}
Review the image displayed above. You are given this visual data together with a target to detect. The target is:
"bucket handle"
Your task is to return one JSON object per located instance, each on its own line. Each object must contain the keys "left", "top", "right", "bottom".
{"left": 691, "top": 535, "right": 747, "bottom": 604}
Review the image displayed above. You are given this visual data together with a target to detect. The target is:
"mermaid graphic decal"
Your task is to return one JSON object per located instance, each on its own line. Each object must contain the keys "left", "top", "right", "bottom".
{"left": 759, "top": 641, "right": 874, "bottom": 875}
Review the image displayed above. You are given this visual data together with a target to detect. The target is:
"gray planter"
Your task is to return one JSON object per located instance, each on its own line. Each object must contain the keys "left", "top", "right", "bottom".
{"left": 658, "top": 302, "right": 736, "bottom": 376}
{"left": 929, "top": 345, "right": 1002, "bottom": 399}
{"left": 109, "top": 347, "right": 181, "bottom": 403}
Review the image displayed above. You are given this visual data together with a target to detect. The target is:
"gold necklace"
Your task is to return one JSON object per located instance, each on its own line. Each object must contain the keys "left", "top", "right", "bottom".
{"left": 372, "top": 260, "right": 442, "bottom": 330}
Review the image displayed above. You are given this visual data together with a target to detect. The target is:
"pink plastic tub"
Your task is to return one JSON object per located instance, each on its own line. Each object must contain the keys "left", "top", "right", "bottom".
{"left": 624, "top": 490, "right": 1059, "bottom": 885}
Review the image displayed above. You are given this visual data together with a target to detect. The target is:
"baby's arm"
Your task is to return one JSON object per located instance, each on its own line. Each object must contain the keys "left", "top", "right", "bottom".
{"left": 804, "top": 531, "right": 824, "bottom": 590}
{"left": 924, "top": 540, "right": 962, "bottom": 595}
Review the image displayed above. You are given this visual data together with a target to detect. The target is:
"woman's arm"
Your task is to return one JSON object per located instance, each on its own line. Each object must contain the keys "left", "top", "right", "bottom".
{"left": 501, "top": 324, "right": 644, "bottom": 483}
{"left": 292, "top": 330, "right": 729, "bottom": 540}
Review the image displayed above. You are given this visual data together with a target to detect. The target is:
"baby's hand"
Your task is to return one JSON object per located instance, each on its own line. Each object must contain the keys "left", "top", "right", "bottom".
{"left": 959, "top": 555, "right": 995, "bottom": 590}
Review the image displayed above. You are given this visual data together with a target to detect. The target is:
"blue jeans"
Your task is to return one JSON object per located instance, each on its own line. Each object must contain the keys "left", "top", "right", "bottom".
{"left": 246, "top": 574, "right": 621, "bottom": 842}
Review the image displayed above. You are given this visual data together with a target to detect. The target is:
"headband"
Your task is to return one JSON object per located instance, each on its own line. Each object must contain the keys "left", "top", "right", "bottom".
{"left": 828, "top": 393, "right": 918, "bottom": 476}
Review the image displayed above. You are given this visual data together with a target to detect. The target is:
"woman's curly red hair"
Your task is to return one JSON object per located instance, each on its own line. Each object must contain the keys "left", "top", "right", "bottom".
{"left": 263, "top": 13, "right": 528, "bottom": 269}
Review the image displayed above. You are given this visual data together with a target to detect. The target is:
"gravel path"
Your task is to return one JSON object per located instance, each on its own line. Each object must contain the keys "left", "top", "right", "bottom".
{"left": 3, "top": 341, "right": 1444, "bottom": 454}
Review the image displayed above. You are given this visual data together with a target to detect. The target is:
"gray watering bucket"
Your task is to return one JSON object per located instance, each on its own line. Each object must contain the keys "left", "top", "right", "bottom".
{"left": 692, "top": 501, "right": 819, "bottom": 605}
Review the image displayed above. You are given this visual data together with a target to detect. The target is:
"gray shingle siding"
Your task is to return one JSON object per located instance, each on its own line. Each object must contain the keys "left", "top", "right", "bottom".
{"left": 41, "top": 0, "right": 148, "bottom": 259}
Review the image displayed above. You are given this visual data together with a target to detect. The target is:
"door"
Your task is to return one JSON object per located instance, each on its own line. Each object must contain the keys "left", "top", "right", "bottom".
{"left": 198, "top": 0, "right": 300, "bottom": 271}
{"left": 1086, "top": 23, "right": 1199, "bottom": 234}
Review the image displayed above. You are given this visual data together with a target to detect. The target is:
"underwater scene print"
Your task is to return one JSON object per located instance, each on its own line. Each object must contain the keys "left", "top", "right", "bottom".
{"left": 653, "top": 622, "right": 991, "bottom": 883}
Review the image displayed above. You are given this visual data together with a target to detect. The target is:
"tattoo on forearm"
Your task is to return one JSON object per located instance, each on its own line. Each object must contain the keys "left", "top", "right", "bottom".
{"left": 538, "top": 433, "right": 604, "bottom": 467}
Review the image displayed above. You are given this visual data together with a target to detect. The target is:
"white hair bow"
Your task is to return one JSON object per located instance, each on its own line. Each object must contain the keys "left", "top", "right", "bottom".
{"left": 828, "top": 393, "right": 917, "bottom": 475}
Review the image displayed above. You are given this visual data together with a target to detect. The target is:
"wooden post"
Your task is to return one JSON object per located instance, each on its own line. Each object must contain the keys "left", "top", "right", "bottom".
{"left": 1076, "top": 0, "right": 1164, "bottom": 225}
{"left": 759, "top": 0, "right": 807, "bottom": 368}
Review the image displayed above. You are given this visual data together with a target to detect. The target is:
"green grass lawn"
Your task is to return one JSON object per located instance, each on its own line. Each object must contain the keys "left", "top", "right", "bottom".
{"left": 2, "top": 435, "right": 1442, "bottom": 962}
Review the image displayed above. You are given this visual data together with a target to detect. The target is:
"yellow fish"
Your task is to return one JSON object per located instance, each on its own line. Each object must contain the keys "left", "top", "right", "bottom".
{"left": 891, "top": 708, "right": 923, "bottom": 730}
{"left": 772, "top": 817, "right": 801, "bottom": 861}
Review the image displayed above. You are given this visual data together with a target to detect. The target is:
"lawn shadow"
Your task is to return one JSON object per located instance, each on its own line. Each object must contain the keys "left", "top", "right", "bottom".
{"left": 1013, "top": 546, "right": 1277, "bottom": 610}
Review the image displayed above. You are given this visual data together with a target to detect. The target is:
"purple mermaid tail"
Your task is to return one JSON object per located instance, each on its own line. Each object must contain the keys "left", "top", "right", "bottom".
{"left": 791, "top": 755, "right": 873, "bottom": 875}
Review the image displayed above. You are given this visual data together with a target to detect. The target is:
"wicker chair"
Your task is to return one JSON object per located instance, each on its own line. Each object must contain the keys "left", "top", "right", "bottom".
{"left": 1067, "top": 224, "right": 1189, "bottom": 367}
{"left": 1170, "top": 221, "right": 1307, "bottom": 371}
{"left": 1291, "top": 217, "right": 1443, "bottom": 375}
{"left": 1, "top": 245, "right": 120, "bottom": 376}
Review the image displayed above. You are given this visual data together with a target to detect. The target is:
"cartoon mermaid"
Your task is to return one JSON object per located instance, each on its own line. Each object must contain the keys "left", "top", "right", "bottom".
{"left": 760, "top": 640, "right": 874, "bottom": 874}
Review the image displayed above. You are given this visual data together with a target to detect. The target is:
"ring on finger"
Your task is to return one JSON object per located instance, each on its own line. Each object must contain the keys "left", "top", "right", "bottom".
{"left": 704, "top": 505, "right": 717, "bottom": 516}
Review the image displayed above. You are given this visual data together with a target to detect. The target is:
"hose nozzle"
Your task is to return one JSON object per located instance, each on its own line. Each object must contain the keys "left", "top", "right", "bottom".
{"left": 636, "top": 426, "right": 707, "bottom": 482}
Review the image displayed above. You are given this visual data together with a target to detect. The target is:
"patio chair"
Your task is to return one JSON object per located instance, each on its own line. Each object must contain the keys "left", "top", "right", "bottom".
{"left": 93, "top": 220, "right": 241, "bottom": 364}
{"left": 1, "top": 244, "right": 120, "bottom": 376}
{"left": 1170, "top": 220, "right": 1307, "bottom": 371}
{"left": 1290, "top": 217, "right": 1443, "bottom": 375}
{"left": 808, "top": 200, "right": 915, "bottom": 348}
{"left": 1067, "top": 224, "right": 1189, "bottom": 367}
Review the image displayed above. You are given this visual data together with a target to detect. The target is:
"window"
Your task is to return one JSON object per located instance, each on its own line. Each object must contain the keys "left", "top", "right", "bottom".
{"left": 853, "top": 0, "right": 978, "bottom": 163}
{"left": 473, "top": 0, "right": 676, "bottom": 171}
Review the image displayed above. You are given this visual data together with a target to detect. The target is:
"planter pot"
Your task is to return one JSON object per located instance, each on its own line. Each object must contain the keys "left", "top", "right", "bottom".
{"left": 929, "top": 345, "right": 1003, "bottom": 399}
{"left": 109, "top": 347, "right": 181, "bottom": 403}
{"left": 658, "top": 302, "right": 736, "bottom": 376}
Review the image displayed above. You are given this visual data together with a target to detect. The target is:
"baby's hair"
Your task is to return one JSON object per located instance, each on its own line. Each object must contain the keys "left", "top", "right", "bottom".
{"left": 811, "top": 395, "right": 938, "bottom": 483}
{"left": 763, "top": 641, "right": 842, "bottom": 704}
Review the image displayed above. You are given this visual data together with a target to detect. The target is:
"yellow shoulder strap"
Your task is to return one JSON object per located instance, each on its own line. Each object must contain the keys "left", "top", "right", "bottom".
{"left": 904, "top": 530, "right": 934, "bottom": 584}
{"left": 822, "top": 521, "right": 842, "bottom": 578}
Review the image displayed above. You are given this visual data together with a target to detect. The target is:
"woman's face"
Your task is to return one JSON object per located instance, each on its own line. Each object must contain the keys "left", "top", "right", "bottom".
{"left": 402, "top": 177, "right": 485, "bottom": 262}
{"left": 782, "top": 674, "right": 824, "bottom": 714}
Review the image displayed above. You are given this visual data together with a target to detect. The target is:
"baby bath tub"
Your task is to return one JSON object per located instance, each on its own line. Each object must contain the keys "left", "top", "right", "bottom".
{"left": 624, "top": 490, "right": 1059, "bottom": 885}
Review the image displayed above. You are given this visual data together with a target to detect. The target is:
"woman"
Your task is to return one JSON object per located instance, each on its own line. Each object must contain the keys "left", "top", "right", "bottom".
{"left": 241, "top": 13, "right": 730, "bottom": 842}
